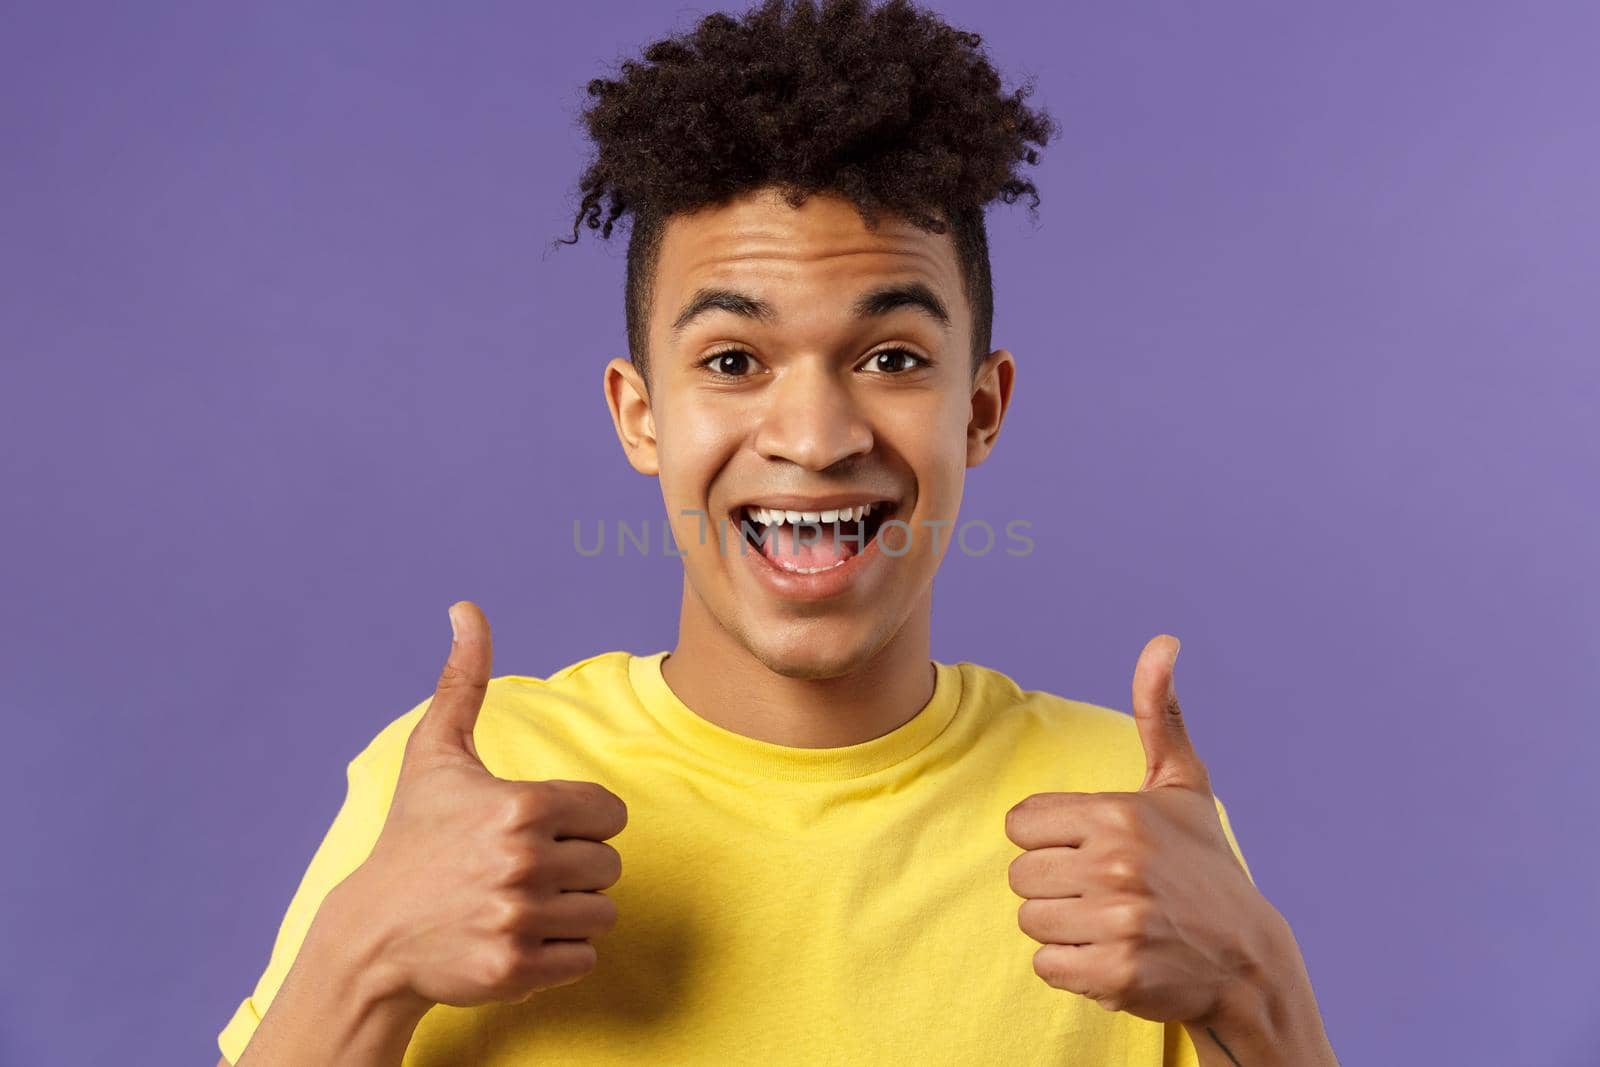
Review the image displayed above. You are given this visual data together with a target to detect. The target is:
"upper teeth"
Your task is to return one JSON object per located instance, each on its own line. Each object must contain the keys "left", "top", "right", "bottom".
{"left": 744, "top": 502, "right": 883, "bottom": 526}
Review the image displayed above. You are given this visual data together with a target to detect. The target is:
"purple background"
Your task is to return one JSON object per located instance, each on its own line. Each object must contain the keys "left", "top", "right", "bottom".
{"left": 2, "top": 2, "right": 1595, "bottom": 1064}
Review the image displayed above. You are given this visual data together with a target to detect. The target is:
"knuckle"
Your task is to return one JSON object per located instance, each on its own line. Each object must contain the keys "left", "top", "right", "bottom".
{"left": 598, "top": 844, "right": 624, "bottom": 888}
{"left": 477, "top": 943, "right": 524, "bottom": 989}
{"left": 1016, "top": 898, "right": 1046, "bottom": 941}
{"left": 596, "top": 892, "right": 619, "bottom": 933}
{"left": 569, "top": 782, "right": 628, "bottom": 837}
{"left": 1006, "top": 853, "right": 1029, "bottom": 895}
{"left": 534, "top": 939, "right": 598, "bottom": 991}
{"left": 499, "top": 844, "right": 542, "bottom": 885}
{"left": 1005, "top": 796, "right": 1037, "bottom": 838}
{"left": 1109, "top": 945, "right": 1139, "bottom": 995}
{"left": 576, "top": 940, "right": 600, "bottom": 973}
{"left": 1112, "top": 970, "right": 1140, "bottom": 1009}
{"left": 502, "top": 789, "right": 553, "bottom": 832}
{"left": 1032, "top": 944, "right": 1064, "bottom": 987}
{"left": 1114, "top": 899, "right": 1152, "bottom": 943}
{"left": 1100, "top": 851, "right": 1145, "bottom": 892}
{"left": 437, "top": 661, "right": 488, "bottom": 695}
{"left": 1093, "top": 971, "right": 1131, "bottom": 1012}
{"left": 560, "top": 940, "right": 600, "bottom": 979}
{"left": 1015, "top": 898, "right": 1032, "bottom": 937}
{"left": 1100, "top": 796, "right": 1142, "bottom": 834}
{"left": 603, "top": 790, "right": 629, "bottom": 834}
{"left": 492, "top": 892, "right": 534, "bottom": 934}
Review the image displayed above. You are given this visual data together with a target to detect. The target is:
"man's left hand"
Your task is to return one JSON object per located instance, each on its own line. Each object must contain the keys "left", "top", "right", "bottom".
{"left": 1004, "top": 634, "right": 1285, "bottom": 1024}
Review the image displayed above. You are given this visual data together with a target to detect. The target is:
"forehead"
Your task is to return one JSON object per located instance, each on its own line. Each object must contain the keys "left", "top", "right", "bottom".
{"left": 649, "top": 188, "right": 965, "bottom": 339}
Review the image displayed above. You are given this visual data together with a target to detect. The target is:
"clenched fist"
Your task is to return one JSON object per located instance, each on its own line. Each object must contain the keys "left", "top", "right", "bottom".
{"left": 1005, "top": 636, "right": 1279, "bottom": 1024}
{"left": 335, "top": 600, "right": 629, "bottom": 1009}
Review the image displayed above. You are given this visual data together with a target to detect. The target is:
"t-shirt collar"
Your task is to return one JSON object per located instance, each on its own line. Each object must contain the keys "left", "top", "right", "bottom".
{"left": 626, "top": 650, "right": 964, "bottom": 782}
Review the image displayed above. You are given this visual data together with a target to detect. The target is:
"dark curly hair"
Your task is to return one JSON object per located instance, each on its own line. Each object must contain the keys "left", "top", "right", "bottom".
{"left": 555, "top": 0, "right": 1058, "bottom": 383}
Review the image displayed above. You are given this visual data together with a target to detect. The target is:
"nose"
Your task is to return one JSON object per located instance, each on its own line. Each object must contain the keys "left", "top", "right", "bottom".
{"left": 752, "top": 363, "right": 874, "bottom": 471}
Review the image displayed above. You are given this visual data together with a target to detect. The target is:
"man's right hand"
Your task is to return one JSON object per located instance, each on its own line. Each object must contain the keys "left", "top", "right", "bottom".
{"left": 331, "top": 599, "right": 628, "bottom": 1010}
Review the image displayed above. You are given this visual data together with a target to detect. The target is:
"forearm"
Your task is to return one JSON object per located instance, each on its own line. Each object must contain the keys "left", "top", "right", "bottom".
{"left": 1184, "top": 914, "right": 1339, "bottom": 1067}
{"left": 234, "top": 882, "right": 432, "bottom": 1067}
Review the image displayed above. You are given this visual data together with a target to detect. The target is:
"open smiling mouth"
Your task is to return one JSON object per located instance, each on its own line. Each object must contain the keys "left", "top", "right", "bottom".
{"left": 732, "top": 501, "right": 898, "bottom": 575}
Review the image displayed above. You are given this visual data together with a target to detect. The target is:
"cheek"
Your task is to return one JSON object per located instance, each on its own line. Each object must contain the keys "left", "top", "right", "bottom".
{"left": 655, "top": 464, "right": 728, "bottom": 567}
{"left": 881, "top": 398, "right": 970, "bottom": 500}
{"left": 654, "top": 399, "right": 746, "bottom": 535}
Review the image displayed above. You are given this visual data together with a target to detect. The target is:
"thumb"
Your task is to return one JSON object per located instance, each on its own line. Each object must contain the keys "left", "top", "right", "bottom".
{"left": 406, "top": 600, "right": 494, "bottom": 768}
{"left": 1132, "top": 634, "right": 1211, "bottom": 794}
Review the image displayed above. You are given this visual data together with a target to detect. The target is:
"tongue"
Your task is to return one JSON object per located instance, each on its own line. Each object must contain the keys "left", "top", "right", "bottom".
{"left": 762, "top": 523, "right": 862, "bottom": 571}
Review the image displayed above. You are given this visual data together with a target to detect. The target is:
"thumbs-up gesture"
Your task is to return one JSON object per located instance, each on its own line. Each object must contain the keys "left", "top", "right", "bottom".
{"left": 1004, "top": 635, "right": 1287, "bottom": 1026}
{"left": 339, "top": 601, "right": 628, "bottom": 1010}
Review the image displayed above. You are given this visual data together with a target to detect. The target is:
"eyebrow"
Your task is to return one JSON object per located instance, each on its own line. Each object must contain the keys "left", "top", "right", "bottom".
{"left": 669, "top": 281, "right": 952, "bottom": 339}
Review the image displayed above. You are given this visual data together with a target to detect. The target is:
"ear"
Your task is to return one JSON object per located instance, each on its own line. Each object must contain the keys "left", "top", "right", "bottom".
{"left": 604, "top": 357, "right": 659, "bottom": 476}
{"left": 965, "top": 348, "right": 1015, "bottom": 468}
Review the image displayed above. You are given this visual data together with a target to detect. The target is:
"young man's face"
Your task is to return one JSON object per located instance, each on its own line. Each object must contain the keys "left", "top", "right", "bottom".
{"left": 605, "top": 186, "right": 1013, "bottom": 679}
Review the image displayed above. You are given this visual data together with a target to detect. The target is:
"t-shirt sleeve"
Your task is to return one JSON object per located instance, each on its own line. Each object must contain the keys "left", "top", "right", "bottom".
{"left": 216, "top": 703, "right": 424, "bottom": 1064}
{"left": 1162, "top": 792, "right": 1256, "bottom": 1067}
{"left": 1214, "top": 793, "right": 1254, "bottom": 885}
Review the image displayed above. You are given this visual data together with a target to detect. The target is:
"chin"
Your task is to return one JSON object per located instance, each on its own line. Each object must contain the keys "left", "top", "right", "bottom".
{"left": 741, "top": 622, "right": 885, "bottom": 681}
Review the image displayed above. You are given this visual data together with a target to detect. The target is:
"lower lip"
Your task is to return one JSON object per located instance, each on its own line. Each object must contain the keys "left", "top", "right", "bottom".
{"left": 736, "top": 513, "right": 893, "bottom": 602}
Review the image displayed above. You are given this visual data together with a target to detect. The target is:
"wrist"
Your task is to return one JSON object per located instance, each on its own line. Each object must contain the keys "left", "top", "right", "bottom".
{"left": 307, "top": 872, "right": 435, "bottom": 1030}
{"left": 236, "top": 872, "right": 433, "bottom": 1067}
{"left": 1184, "top": 911, "right": 1339, "bottom": 1067}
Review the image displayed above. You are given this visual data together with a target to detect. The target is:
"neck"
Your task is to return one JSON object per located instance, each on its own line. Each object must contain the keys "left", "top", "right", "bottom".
{"left": 660, "top": 580, "right": 936, "bottom": 749}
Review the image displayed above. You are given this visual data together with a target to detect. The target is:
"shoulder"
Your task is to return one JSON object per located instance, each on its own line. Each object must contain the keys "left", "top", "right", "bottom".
{"left": 951, "top": 659, "right": 1148, "bottom": 793}
{"left": 499, "top": 648, "right": 636, "bottom": 694}
{"left": 349, "top": 649, "right": 639, "bottom": 783}
{"left": 955, "top": 660, "right": 1255, "bottom": 876}
{"left": 952, "top": 658, "right": 1137, "bottom": 738}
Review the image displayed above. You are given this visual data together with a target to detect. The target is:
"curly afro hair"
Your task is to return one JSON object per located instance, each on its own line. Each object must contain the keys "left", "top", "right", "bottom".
{"left": 556, "top": 0, "right": 1058, "bottom": 383}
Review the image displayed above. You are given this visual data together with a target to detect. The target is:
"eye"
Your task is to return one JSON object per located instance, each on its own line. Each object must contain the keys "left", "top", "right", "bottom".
{"left": 863, "top": 347, "right": 929, "bottom": 374}
{"left": 698, "top": 348, "right": 762, "bottom": 378}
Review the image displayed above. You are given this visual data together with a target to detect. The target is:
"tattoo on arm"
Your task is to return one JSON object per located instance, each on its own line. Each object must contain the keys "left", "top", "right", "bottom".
{"left": 1206, "top": 1026, "right": 1244, "bottom": 1067}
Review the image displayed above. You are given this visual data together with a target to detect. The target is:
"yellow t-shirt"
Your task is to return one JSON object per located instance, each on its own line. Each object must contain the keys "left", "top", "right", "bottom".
{"left": 219, "top": 650, "right": 1254, "bottom": 1065}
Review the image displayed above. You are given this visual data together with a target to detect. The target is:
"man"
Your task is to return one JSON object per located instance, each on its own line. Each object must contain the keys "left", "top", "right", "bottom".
{"left": 218, "top": 1, "right": 1338, "bottom": 1063}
